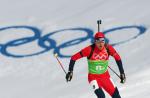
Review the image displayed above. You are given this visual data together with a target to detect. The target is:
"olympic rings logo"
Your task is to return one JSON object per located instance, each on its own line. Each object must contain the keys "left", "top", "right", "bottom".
{"left": 0, "top": 25, "right": 147, "bottom": 58}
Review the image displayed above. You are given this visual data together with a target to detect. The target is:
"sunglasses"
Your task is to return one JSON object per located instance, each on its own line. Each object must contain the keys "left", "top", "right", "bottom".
{"left": 95, "top": 38, "right": 105, "bottom": 43}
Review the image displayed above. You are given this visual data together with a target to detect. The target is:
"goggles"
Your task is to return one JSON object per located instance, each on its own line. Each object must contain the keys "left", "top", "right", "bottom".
{"left": 95, "top": 38, "right": 105, "bottom": 43}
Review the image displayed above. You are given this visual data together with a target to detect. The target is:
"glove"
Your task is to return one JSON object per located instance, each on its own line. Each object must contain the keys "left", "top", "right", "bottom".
{"left": 120, "top": 73, "right": 126, "bottom": 84}
{"left": 66, "top": 71, "right": 73, "bottom": 82}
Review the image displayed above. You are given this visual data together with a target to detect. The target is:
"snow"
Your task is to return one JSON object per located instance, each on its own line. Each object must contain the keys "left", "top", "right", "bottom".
{"left": 0, "top": 0, "right": 150, "bottom": 98}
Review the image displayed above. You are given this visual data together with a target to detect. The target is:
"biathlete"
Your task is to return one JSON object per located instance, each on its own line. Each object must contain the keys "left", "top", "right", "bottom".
{"left": 66, "top": 32, "right": 126, "bottom": 98}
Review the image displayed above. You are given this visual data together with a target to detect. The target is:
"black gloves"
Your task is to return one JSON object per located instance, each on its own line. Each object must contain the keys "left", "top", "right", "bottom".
{"left": 66, "top": 71, "right": 73, "bottom": 82}
{"left": 120, "top": 73, "right": 126, "bottom": 83}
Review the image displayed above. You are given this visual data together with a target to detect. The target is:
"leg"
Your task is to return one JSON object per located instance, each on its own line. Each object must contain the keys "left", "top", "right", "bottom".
{"left": 112, "top": 88, "right": 121, "bottom": 98}
{"left": 99, "top": 77, "right": 122, "bottom": 98}
{"left": 95, "top": 88, "right": 105, "bottom": 98}
{"left": 90, "top": 80, "right": 105, "bottom": 98}
{"left": 99, "top": 77, "right": 116, "bottom": 96}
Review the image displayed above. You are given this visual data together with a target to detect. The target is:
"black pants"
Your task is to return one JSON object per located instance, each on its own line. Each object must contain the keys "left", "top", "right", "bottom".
{"left": 94, "top": 88, "right": 121, "bottom": 98}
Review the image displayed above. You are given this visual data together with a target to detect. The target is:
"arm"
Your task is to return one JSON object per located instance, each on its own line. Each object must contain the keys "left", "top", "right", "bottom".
{"left": 108, "top": 45, "right": 126, "bottom": 83}
{"left": 108, "top": 45, "right": 124, "bottom": 74}
{"left": 66, "top": 46, "right": 91, "bottom": 82}
{"left": 68, "top": 46, "right": 91, "bottom": 71}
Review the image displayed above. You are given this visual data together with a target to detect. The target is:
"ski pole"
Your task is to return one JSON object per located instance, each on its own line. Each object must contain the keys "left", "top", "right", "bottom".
{"left": 54, "top": 53, "right": 67, "bottom": 75}
{"left": 97, "top": 20, "right": 102, "bottom": 32}
{"left": 108, "top": 66, "right": 120, "bottom": 79}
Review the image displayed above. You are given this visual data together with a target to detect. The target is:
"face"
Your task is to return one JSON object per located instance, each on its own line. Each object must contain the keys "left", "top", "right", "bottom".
{"left": 95, "top": 38, "right": 105, "bottom": 49}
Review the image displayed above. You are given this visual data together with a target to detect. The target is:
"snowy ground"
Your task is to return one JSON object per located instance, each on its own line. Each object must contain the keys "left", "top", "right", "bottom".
{"left": 0, "top": 0, "right": 150, "bottom": 98}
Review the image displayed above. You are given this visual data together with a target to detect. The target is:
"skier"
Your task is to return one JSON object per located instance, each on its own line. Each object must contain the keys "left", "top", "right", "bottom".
{"left": 66, "top": 32, "right": 126, "bottom": 98}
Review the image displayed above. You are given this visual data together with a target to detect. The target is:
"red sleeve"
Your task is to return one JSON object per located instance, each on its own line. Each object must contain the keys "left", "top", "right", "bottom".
{"left": 71, "top": 45, "right": 91, "bottom": 61}
{"left": 108, "top": 45, "right": 121, "bottom": 61}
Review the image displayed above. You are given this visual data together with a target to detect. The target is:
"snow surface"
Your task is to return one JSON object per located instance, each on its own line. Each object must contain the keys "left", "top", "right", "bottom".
{"left": 0, "top": 0, "right": 150, "bottom": 98}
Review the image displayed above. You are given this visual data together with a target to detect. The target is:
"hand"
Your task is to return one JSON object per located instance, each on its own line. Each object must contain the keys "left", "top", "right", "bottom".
{"left": 66, "top": 71, "right": 73, "bottom": 82}
{"left": 120, "top": 73, "right": 126, "bottom": 84}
